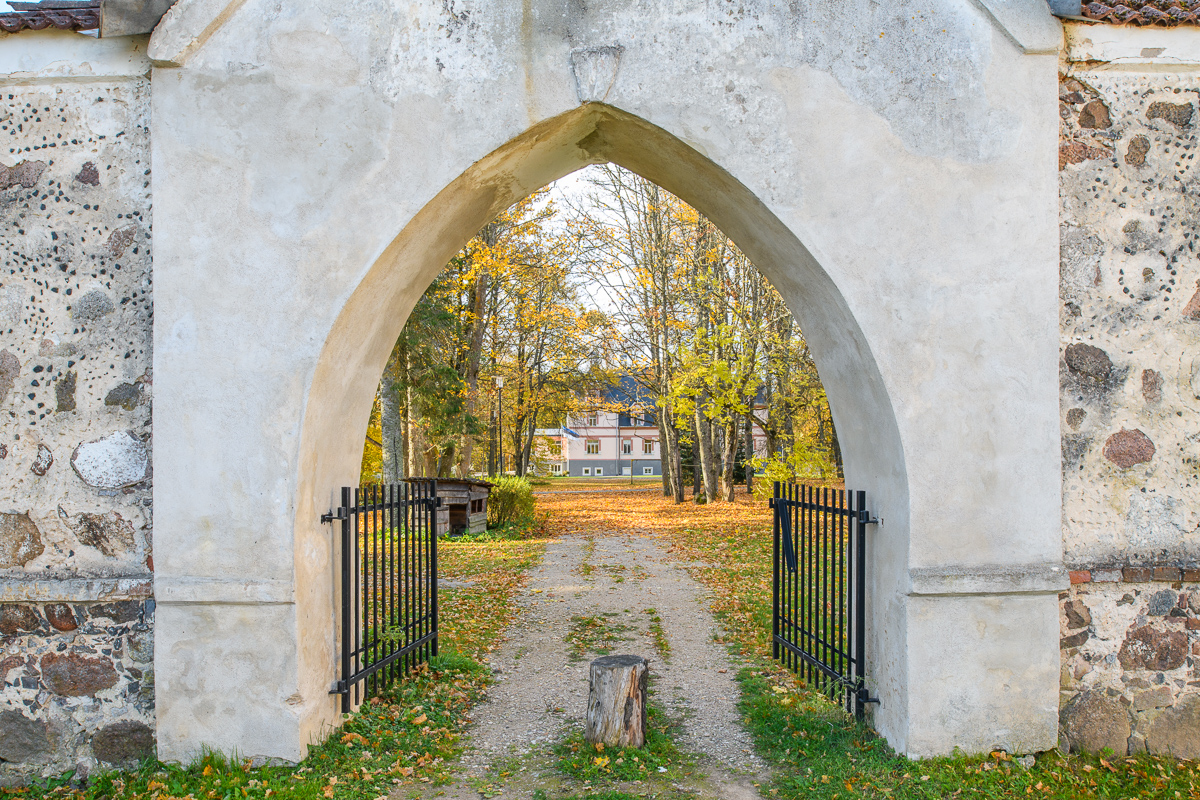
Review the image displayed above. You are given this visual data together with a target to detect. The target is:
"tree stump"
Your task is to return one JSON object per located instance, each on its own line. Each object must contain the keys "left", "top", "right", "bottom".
{"left": 585, "top": 654, "right": 649, "bottom": 748}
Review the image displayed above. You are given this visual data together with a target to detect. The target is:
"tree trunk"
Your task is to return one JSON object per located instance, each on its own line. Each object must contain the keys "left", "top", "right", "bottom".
{"left": 380, "top": 380, "right": 402, "bottom": 483}
{"left": 585, "top": 655, "right": 648, "bottom": 749}
{"left": 744, "top": 411, "right": 754, "bottom": 495}
{"left": 404, "top": 343, "right": 417, "bottom": 477}
{"left": 695, "top": 404, "right": 718, "bottom": 503}
{"left": 662, "top": 410, "right": 684, "bottom": 504}
{"left": 719, "top": 420, "right": 738, "bottom": 502}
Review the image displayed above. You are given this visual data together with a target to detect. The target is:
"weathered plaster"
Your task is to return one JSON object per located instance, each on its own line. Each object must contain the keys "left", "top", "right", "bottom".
{"left": 148, "top": 0, "right": 1062, "bottom": 760}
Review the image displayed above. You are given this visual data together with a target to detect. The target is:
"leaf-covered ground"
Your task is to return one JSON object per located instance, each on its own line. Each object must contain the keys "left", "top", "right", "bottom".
{"left": 17, "top": 537, "right": 545, "bottom": 800}
{"left": 19, "top": 488, "right": 1200, "bottom": 800}
{"left": 537, "top": 487, "right": 1198, "bottom": 800}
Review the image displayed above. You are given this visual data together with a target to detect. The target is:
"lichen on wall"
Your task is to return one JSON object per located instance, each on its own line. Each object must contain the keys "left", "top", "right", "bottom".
{"left": 1058, "top": 59, "right": 1200, "bottom": 757}
{"left": 0, "top": 43, "right": 153, "bottom": 785}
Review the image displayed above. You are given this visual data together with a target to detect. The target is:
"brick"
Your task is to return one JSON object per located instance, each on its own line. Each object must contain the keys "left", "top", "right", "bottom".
{"left": 1184, "top": 569, "right": 1200, "bottom": 583}
{"left": 1186, "top": 618, "right": 1200, "bottom": 631}
{"left": 1070, "top": 570, "right": 1092, "bottom": 584}
{"left": 1124, "top": 567, "right": 1153, "bottom": 583}
{"left": 1091, "top": 569, "right": 1123, "bottom": 583}
{"left": 1154, "top": 566, "right": 1183, "bottom": 582}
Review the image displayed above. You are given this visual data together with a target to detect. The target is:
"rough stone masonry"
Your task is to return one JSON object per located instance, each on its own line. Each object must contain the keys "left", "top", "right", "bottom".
{"left": 0, "top": 32, "right": 154, "bottom": 786}
{"left": 1058, "top": 22, "right": 1200, "bottom": 758}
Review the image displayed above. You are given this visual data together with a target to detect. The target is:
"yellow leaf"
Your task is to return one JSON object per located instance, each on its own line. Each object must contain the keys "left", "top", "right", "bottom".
{"left": 148, "top": 780, "right": 167, "bottom": 792}
{"left": 412, "top": 713, "right": 428, "bottom": 725}
{"left": 593, "top": 756, "right": 609, "bottom": 768}
{"left": 322, "top": 786, "right": 334, "bottom": 798}
{"left": 341, "top": 732, "right": 368, "bottom": 746}
{"left": 202, "top": 765, "right": 214, "bottom": 777}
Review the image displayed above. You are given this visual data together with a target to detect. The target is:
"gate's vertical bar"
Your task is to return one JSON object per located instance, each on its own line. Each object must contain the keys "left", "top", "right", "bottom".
{"left": 796, "top": 482, "right": 806, "bottom": 676}
{"left": 790, "top": 481, "right": 798, "bottom": 672}
{"left": 417, "top": 480, "right": 427, "bottom": 661}
{"left": 801, "top": 483, "right": 810, "bottom": 684}
{"left": 782, "top": 481, "right": 790, "bottom": 670}
{"left": 423, "top": 479, "right": 431, "bottom": 661}
{"left": 772, "top": 481, "right": 780, "bottom": 662}
{"left": 353, "top": 486, "right": 362, "bottom": 708}
{"left": 339, "top": 486, "right": 352, "bottom": 714}
{"left": 820, "top": 485, "right": 829, "bottom": 691}
{"left": 854, "top": 489, "right": 867, "bottom": 719}
{"left": 431, "top": 479, "right": 439, "bottom": 657}
{"left": 838, "top": 488, "right": 848, "bottom": 712}
{"left": 403, "top": 480, "right": 412, "bottom": 673}
{"left": 386, "top": 483, "right": 396, "bottom": 686}
{"left": 368, "top": 484, "right": 377, "bottom": 699}
{"left": 416, "top": 479, "right": 424, "bottom": 661}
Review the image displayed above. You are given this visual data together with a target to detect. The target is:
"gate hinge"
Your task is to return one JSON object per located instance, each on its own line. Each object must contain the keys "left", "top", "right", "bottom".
{"left": 329, "top": 680, "right": 348, "bottom": 696}
{"left": 858, "top": 509, "right": 879, "bottom": 525}
{"left": 321, "top": 507, "right": 349, "bottom": 525}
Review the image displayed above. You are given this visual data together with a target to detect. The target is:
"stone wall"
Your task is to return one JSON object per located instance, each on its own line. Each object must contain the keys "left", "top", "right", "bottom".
{"left": 1058, "top": 32, "right": 1200, "bottom": 757}
{"left": 0, "top": 33, "right": 154, "bottom": 785}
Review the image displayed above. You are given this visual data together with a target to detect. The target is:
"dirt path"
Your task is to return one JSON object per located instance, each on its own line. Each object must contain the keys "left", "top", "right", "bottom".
{"left": 422, "top": 532, "right": 766, "bottom": 799}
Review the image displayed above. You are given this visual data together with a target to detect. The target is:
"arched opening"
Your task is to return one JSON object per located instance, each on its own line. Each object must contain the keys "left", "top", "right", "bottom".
{"left": 291, "top": 103, "right": 909, "bottom": 756}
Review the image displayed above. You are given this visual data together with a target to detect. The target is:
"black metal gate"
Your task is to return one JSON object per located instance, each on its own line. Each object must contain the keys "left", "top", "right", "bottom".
{"left": 769, "top": 482, "right": 876, "bottom": 717}
{"left": 324, "top": 481, "right": 440, "bottom": 711}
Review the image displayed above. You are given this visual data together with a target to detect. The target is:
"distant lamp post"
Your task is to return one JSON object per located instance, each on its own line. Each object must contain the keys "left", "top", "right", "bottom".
{"left": 494, "top": 376, "right": 505, "bottom": 476}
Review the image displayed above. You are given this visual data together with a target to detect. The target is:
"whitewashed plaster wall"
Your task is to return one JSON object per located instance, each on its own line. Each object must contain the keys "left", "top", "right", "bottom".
{"left": 146, "top": 0, "right": 1065, "bottom": 761}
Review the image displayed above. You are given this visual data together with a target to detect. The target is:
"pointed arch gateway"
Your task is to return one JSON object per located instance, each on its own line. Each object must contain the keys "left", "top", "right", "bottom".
{"left": 150, "top": 0, "right": 1064, "bottom": 767}
{"left": 293, "top": 99, "right": 911, "bottom": 748}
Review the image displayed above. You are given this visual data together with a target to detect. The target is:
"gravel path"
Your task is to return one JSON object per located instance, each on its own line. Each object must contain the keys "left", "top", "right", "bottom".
{"left": 423, "top": 531, "right": 766, "bottom": 799}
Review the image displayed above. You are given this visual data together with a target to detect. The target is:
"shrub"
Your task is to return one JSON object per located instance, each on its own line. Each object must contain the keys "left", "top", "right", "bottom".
{"left": 487, "top": 476, "right": 535, "bottom": 528}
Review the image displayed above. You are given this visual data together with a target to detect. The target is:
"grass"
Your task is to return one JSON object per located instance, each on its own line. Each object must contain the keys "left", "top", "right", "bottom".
{"left": 536, "top": 487, "right": 1200, "bottom": 800}
{"left": 564, "top": 612, "right": 634, "bottom": 662}
{"left": 22, "top": 533, "right": 546, "bottom": 800}
{"left": 554, "top": 703, "right": 691, "bottom": 784}
{"left": 644, "top": 608, "right": 670, "bottom": 663}
{"left": 28, "top": 654, "right": 486, "bottom": 800}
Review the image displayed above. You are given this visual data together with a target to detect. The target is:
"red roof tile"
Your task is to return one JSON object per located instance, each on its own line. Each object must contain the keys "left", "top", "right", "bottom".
{"left": 1082, "top": 1, "right": 1200, "bottom": 26}
{"left": 0, "top": 1, "right": 98, "bottom": 33}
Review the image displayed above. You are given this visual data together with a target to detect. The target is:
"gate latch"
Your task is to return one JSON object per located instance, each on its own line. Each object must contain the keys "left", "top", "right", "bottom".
{"left": 321, "top": 506, "right": 349, "bottom": 525}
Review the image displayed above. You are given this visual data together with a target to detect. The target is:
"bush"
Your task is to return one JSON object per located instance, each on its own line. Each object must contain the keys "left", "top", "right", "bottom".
{"left": 487, "top": 476, "right": 535, "bottom": 528}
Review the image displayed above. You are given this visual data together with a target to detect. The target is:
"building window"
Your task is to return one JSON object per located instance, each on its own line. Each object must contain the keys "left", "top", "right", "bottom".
{"left": 586, "top": 440, "right": 600, "bottom": 455}
{"left": 642, "top": 466, "right": 654, "bottom": 475}
{"left": 586, "top": 413, "right": 599, "bottom": 426}
{"left": 643, "top": 440, "right": 655, "bottom": 455}
{"left": 582, "top": 467, "right": 591, "bottom": 476}
{"left": 550, "top": 442, "right": 562, "bottom": 456}
{"left": 595, "top": 467, "right": 603, "bottom": 476}
{"left": 622, "top": 440, "right": 632, "bottom": 455}
{"left": 551, "top": 463, "right": 562, "bottom": 475}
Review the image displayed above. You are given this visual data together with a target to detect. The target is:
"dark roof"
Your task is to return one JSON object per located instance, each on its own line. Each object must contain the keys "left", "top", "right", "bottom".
{"left": 601, "top": 375, "right": 654, "bottom": 408}
{"left": 0, "top": 1, "right": 98, "bottom": 33}
{"left": 1079, "top": 1, "right": 1200, "bottom": 25}
{"left": 598, "top": 374, "right": 766, "bottom": 409}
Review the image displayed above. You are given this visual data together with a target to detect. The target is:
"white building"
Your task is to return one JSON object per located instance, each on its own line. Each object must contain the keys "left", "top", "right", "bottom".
{"left": 535, "top": 394, "right": 769, "bottom": 478}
